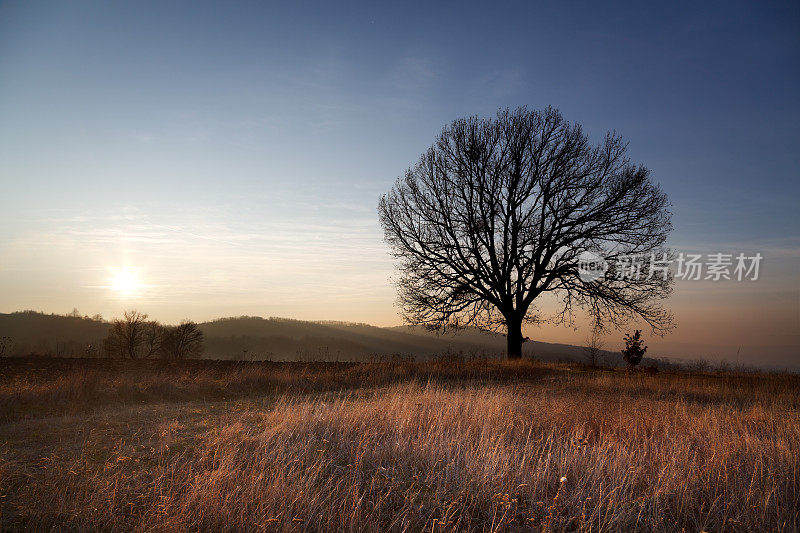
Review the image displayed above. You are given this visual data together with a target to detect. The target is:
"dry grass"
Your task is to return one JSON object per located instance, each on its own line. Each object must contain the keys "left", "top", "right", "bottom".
{"left": 0, "top": 358, "right": 798, "bottom": 531}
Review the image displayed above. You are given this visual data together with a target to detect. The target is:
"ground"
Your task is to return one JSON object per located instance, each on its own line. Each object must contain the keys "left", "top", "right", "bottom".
{"left": 0, "top": 358, "right": 798, "bottom": 531}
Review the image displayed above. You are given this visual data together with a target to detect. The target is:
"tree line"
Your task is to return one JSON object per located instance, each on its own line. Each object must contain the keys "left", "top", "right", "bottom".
{"left": 103, "top": 310, "right": 203, "bottom": 360}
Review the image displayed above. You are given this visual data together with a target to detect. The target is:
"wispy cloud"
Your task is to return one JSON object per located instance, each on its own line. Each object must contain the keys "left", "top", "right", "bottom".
{"left": 0, "top": 202, "right": 394, "bottom": 320}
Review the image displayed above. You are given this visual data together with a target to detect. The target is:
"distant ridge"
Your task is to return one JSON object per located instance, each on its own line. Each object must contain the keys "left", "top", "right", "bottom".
{"left": 0, "top": 311, "right": 605, "bottom": 363}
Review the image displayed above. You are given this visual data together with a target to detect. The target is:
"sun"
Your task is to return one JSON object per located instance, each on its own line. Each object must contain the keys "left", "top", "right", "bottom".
{"left": 110, "top": 268, "right": 141, "bottom": 297}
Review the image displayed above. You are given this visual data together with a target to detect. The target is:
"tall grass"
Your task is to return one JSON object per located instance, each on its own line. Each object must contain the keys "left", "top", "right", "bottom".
{"left": 0, "top": 358, "right": 797, "bottom": 531}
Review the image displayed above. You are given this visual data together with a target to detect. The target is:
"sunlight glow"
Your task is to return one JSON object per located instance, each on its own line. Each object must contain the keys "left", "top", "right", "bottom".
{"left": 110, "top": 267, "right": 141, "bottom": 298}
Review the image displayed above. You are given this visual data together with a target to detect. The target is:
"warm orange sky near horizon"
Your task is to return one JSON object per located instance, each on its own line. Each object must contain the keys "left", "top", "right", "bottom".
{"left": 1, "top": 205, "right": 797, "bottom": 367}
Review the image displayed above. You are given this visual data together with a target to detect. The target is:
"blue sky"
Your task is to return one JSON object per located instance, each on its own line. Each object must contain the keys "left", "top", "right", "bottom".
{"left": 1, "top": 1, "right": 798, "bottom": 364}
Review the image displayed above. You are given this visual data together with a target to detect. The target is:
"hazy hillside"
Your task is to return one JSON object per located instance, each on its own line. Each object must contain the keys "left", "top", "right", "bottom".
{"left": 201, "top": 317, "right": 528, "bottom": 361}
{"left": 389, "top": 325, "right": 612, "bottom": 364}
{"left": 0, "top": 311, "right": 612, "bottom": 363}
{"left": 0, "top": 311, "right": 110, "bottom": 357}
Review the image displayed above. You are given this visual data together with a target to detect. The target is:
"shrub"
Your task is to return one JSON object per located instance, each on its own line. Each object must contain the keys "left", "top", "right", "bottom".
{"left": 621, "top": 330, "right": 647, "bottom": 369}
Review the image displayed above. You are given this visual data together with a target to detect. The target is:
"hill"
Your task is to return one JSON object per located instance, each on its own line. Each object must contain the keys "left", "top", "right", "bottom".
{"left": 0, "top": 311, "right": 614, "bottom": 363}
{"left": 0, "top": 311, "right": 110, "bottom": 357}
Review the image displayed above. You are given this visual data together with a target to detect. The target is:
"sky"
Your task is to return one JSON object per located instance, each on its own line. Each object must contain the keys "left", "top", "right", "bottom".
{"left": 0, "top": 1, "right": 798, "bottom": 367}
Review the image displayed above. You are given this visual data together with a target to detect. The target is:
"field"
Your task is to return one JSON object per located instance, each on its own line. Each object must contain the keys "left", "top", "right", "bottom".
{"left": 0, "top": 358, "right": 798, "bottom": 532}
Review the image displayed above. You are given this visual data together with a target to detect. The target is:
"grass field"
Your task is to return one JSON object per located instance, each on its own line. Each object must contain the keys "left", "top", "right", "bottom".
{"left": 0, "top": 357, "right": 798, "bottom": 531}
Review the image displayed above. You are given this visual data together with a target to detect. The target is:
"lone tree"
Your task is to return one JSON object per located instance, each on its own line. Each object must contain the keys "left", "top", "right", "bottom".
{"left": 585, "top": 323, "right": 605, "bottom": 368}
{"left": 379, "top": 107, "right": 673, "bottom": 359}
{"left": 621, "top": 330, "right": 647, "bottom": 369}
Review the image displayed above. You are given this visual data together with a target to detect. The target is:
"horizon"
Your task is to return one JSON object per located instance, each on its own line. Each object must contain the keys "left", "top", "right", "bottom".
{"left": 1, "top": 1, "right": 798, "bottom": 368}
{"left": 3, "top": 308, "right": 798, "bottom": 372}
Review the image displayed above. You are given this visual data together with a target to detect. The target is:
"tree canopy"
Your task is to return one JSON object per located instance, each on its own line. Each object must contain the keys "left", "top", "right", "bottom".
{"left": 379, "top": 106, "right": 674, "bottom": 358}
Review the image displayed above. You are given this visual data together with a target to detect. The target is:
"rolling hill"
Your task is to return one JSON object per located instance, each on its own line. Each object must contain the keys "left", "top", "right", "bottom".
{"left": 0, "top": 311, "right": 611, "bottom": 364}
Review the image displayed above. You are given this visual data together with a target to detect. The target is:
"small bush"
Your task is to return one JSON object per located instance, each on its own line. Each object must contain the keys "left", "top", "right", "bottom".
{"left": 621, "top": 330, "right": 647, "bottom": 369}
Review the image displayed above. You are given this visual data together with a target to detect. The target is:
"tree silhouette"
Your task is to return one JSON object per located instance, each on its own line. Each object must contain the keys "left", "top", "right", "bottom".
{"left": 104, "top": 310, "right": 149, "bottom": 359}
{"left": 103, "top": 311, "right": 166, "bottom": 359}
{"left": 379, "top": 107, "right": 674, "bottom": 358}
{"left": 585, "top": 323, "right": 605, "bottom": 367}
{"left": 621, "top": 330, "right": 647, "bottom": 369}
{"left": 160, "top": 321, "right": 204, "bottom": 360}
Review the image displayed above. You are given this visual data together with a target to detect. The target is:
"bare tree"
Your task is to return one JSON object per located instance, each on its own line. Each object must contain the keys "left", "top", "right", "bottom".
{"left": 141, "top": 320, "right": 165, "bottom": 358}
{"left": 103, "top": 310, "right": 152, "bottom": 359}
{"left": 379, "top": 107, "right": 674, "bottom": 359}
{"left": 160, "top": 321, "right": 204, "bottom": 360}
{"left": 585, "top": 324, "right": 605, "bottom": 367}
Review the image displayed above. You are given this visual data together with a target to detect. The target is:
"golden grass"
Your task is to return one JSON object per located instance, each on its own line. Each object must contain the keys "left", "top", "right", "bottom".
{"left": 0, "top": 358, "right": 798, "bottom": 531}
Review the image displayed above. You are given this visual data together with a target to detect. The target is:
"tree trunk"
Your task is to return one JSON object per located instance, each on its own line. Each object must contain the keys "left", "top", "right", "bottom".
{"left": 506, "top": 317, "right": 523, "bottom": 359}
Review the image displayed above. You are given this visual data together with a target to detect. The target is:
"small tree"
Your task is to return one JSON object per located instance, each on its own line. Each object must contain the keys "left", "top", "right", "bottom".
{"left": 621, "top": 330, "right": 647, "bottom": 369}
{"left": 160, "top": 321, "right": 203, "bottom": 361}
{"left": 585, "top": 324, "right": 605, "bottom": 367}
{"left": 141, "top": 320, "right": 165, "bottom": 358}
{"left": 103, "top": 311, "right": 163, "bottom": 358}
